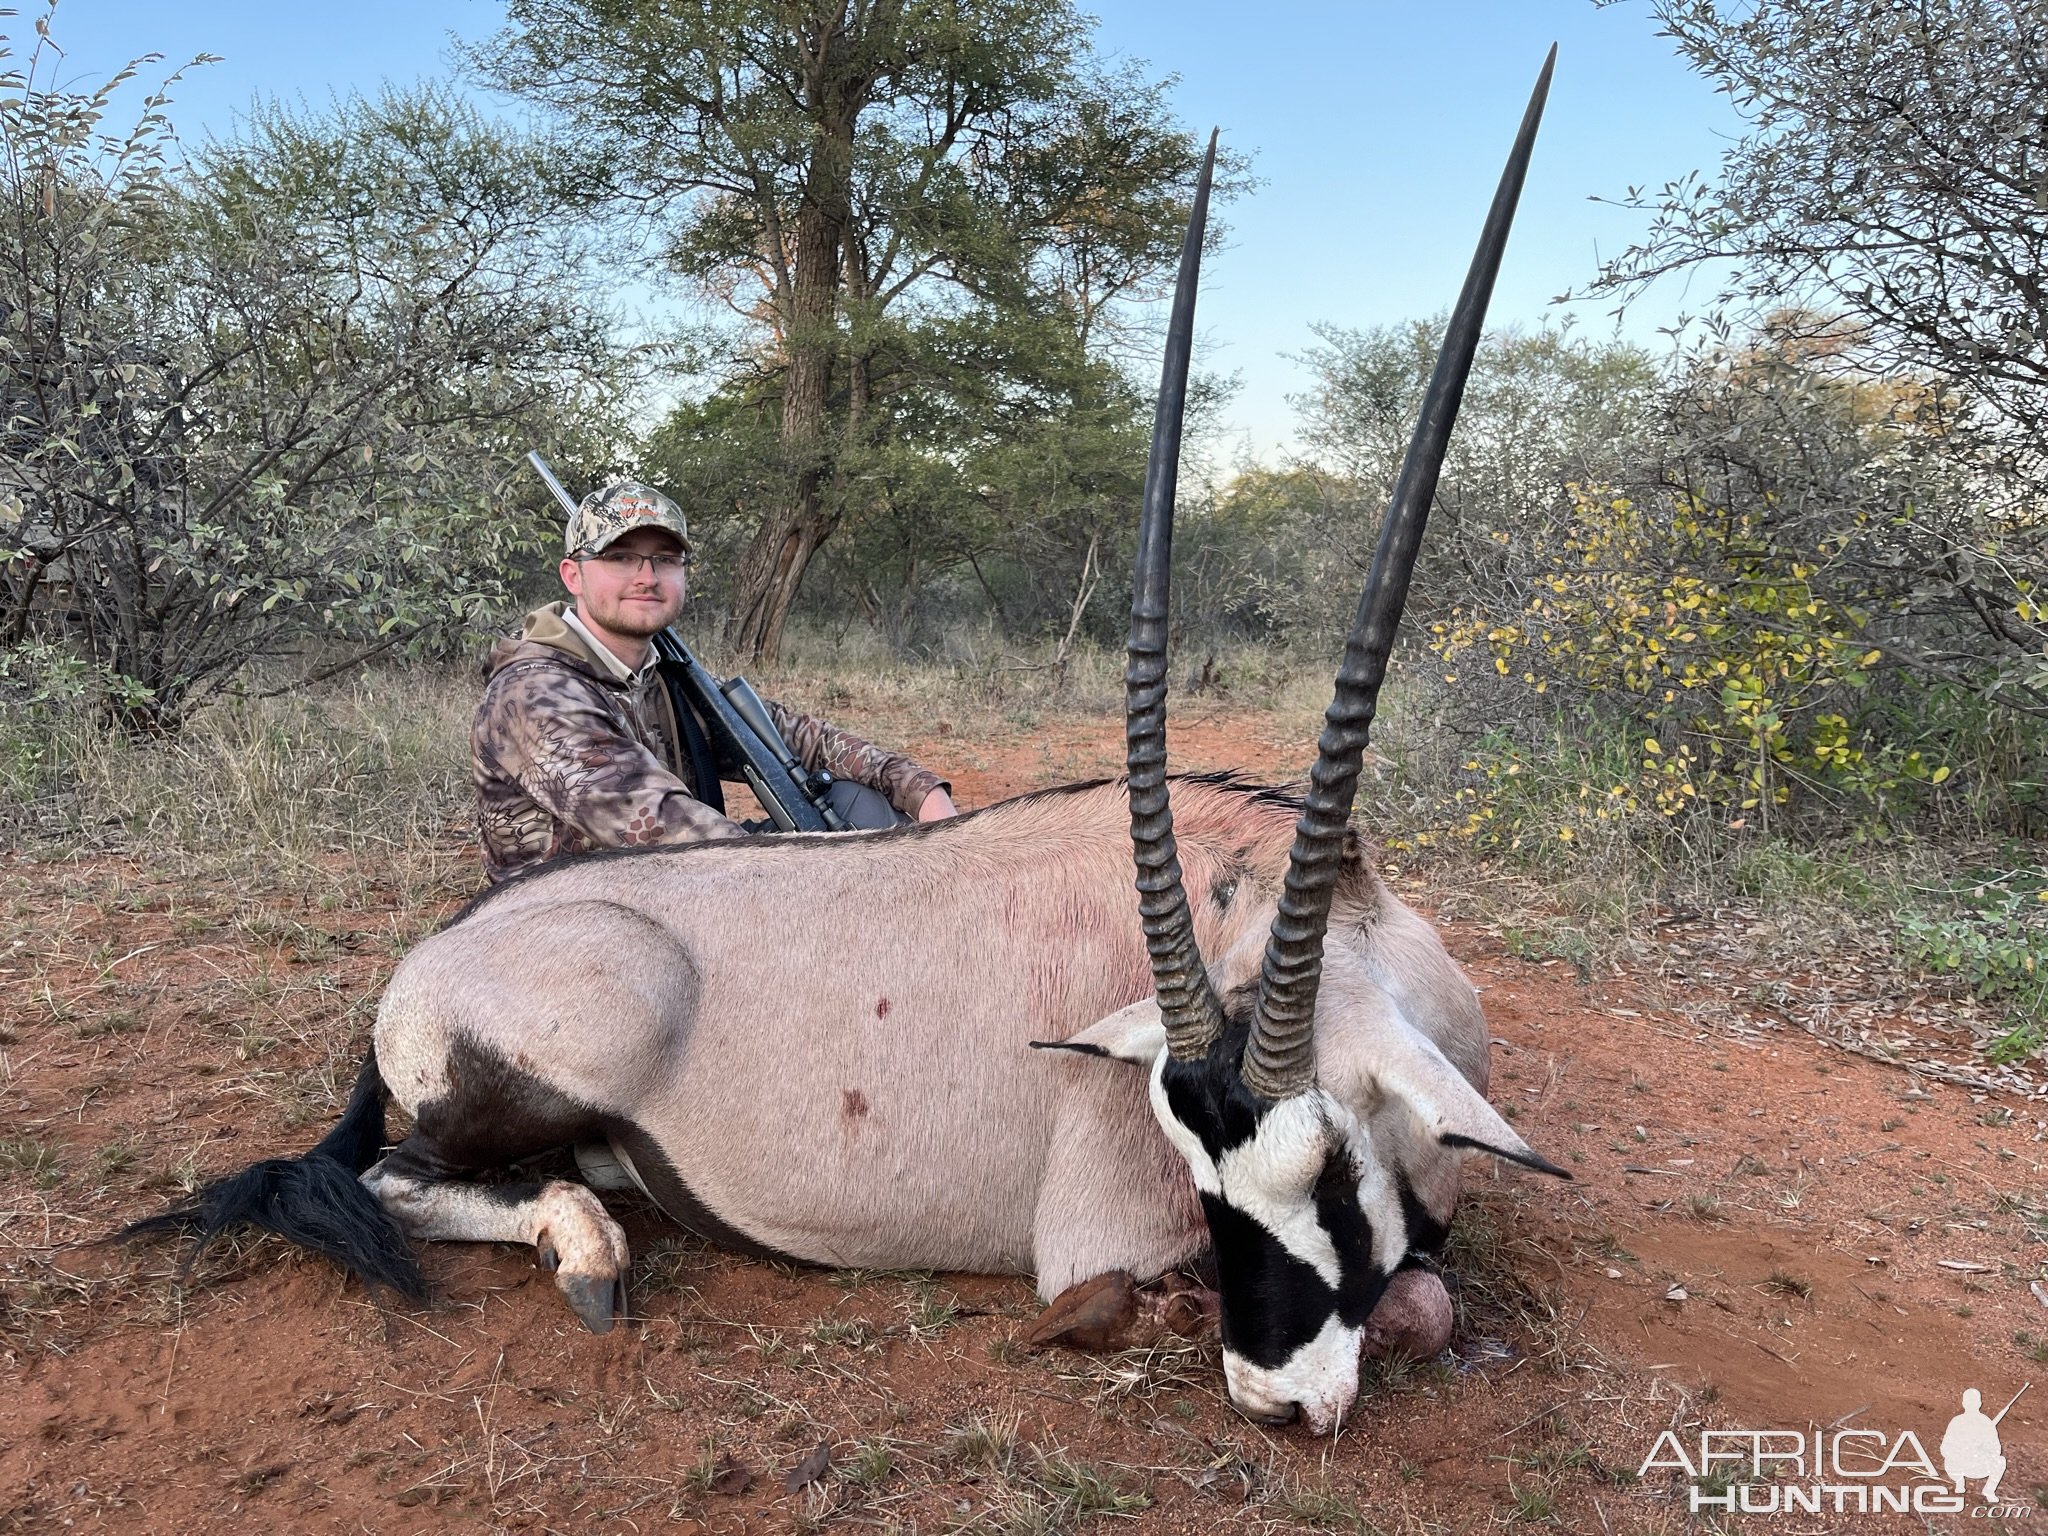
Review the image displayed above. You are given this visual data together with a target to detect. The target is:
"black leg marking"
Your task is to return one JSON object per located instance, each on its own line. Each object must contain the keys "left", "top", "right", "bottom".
{"left": 408, "top": 1035, "right": 606, "bottom": 1170}
{"left": 399, "top": 1034, "right": 797, "bottom": 1265}
{"left": 605, "top": 1120, "right": 797, "bottom": 1264}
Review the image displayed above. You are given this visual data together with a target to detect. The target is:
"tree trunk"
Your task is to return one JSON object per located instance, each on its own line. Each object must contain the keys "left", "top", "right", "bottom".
{"left": 726, "top": 497, "right": 837, "bottom": 666}
{"left": 1, "top": 554, "right": 47, "bottom": 650}
{"left": 726, "top": 14, "right": 861, "bottom": 665}
{"left": 726, "top": 270, "right": 839, "bottom": 657}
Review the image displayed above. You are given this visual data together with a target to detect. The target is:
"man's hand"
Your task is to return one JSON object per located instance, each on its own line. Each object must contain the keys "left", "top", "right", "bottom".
{"left": 917, "top": 787, "right": 959, "bottom": 822}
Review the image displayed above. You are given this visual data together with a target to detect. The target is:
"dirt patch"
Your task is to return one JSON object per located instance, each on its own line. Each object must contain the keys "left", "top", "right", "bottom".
{"left": 2, "top": 709, "right": 2042, "bottom": 1533}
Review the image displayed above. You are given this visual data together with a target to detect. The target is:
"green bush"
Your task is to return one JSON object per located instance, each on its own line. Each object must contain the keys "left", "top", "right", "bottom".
{"left": 1898, "top": 865, "right": 2048, "bottom": 1063}
{"left": 0, "top": 641, "right": 130, "bottom": 825}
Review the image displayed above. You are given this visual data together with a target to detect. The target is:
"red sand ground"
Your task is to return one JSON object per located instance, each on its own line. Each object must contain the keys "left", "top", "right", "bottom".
{"left": 2, "top": 710, "right": 2041, "bottom": 1533}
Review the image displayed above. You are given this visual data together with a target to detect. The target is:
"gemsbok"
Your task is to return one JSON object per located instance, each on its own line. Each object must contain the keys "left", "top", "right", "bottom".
{"left": 129, "top": 51, "right": 1565, "bottom": 1434}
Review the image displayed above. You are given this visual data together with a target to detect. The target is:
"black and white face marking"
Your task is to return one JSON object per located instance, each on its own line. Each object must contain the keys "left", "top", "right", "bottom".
{"left": 1045, "top": 997, "right": 1569, "bottom": 1432}
{"left": 1150, "top": 1026, "right": 1408, "bottom": 1434}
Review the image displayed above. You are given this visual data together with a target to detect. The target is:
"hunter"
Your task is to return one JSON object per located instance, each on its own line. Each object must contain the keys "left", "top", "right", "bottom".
{"left": 474, "top": 481, "right": 956, "bottom": 883}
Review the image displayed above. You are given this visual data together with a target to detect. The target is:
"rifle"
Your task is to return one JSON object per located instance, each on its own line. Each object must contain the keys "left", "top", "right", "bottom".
{"left": 526, "top": 452, "right": 852, "bottom": 833}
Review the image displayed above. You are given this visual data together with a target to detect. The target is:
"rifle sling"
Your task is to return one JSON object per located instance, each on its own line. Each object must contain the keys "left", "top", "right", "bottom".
{"left": 658, "top": 665, "right": 727, "bottom": 818}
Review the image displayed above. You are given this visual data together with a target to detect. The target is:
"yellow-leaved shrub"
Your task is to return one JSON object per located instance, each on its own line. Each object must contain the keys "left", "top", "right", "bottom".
{"left": 1429, "top": 484, "right": 1947, "bottom": 852}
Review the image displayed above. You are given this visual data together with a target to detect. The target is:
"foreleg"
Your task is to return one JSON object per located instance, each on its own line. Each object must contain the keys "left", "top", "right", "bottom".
{"left": 1031, "top": 1077, "right": 1206, "bottom": 1301}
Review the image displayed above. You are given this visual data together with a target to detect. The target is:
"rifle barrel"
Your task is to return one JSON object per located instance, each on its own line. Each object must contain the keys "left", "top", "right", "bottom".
{"left": 1992, "top": 1382, "right": 2028, "bottom": 1425}
{"left": 527, "top": 451, "right": 580, "bottom": 518}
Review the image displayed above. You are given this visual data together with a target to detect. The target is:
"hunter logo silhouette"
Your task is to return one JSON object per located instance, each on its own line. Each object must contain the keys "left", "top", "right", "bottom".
{"left": 1941, "top": 1384, "right": 2023, "bottom": 1504}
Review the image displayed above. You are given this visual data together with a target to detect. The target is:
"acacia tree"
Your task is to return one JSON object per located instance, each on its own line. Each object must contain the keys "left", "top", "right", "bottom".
{"left": 648, "top": 288, "right": 1168, "bottom": 651}
{"left": 1591, "top": 0, "right": 2048, "bottom": 444}
{"left": 0, "top": 22, "right": 621, "bottom": 730}
{"left": 477, "top": 0, "right": 1225, "bottom": 662}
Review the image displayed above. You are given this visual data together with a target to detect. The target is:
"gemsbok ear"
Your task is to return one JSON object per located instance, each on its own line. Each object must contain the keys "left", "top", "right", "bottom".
{"left": 1031, "top": 998, "right": 1168, "bottom": 1068}
{"left": 1370, "top": 1025, "right": 1571, "bottom": 1179}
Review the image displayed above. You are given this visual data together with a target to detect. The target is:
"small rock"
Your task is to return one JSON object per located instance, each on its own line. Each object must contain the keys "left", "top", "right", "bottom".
{"left": 710, "top": 1456, "right": 752, "bottom": 1496}
{"left": 1604, "top": 1267, "right": 1623, "bottom": 1280}
{"left": 1665, "top": 1284, "right": 1689, "bottom": 1303}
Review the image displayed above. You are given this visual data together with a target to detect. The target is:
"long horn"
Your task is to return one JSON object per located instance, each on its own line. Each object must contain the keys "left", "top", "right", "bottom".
{"left": 1127, "top": 128, "right": 1224, "bottom": 1063}
{"left": 1241, "top": 49, "right": 1556, "bottom": 1101}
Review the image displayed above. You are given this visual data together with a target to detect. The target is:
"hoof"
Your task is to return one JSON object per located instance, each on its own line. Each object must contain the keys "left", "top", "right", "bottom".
{"left": 1025, "top": 1269, "right": 1140, "bottom": 1352}
{"left": 559, "top": 1272, "right": 625, "bottom": 1334}
{"left": 530, "top": 1181, "right": 631, "bottom": 1332}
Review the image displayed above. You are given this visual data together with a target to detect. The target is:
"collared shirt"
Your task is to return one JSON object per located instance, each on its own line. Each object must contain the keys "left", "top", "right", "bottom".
{"left": 561, "top": 605, "right": 660, "bottom": 687}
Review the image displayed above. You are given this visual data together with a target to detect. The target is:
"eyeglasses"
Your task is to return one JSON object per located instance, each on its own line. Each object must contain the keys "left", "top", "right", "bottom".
{"left": 579, "top": 548, "right": 691, "bottom": 575}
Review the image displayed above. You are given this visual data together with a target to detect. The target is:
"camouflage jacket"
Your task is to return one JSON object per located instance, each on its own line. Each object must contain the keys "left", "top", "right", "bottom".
{"left": 473, "top": 603, "right": 948, "bottom": 884}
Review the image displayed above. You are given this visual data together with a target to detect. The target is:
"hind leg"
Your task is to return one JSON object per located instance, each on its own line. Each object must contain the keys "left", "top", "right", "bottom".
{"left": 364, "top": 1029, "right": 644, "bottom": 1332}
{"left": 364, "top": 1152, "right": 630, "bottom": 1332}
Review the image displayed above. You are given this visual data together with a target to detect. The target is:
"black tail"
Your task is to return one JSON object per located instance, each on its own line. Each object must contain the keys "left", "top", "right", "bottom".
{"left": 119, "top": 1045, "right": 427, "bottom": 1302}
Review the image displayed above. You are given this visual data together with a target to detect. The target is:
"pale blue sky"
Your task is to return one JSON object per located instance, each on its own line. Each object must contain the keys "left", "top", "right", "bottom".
{"left": 21, "top": 1, "right": 1743, "bottom": 457}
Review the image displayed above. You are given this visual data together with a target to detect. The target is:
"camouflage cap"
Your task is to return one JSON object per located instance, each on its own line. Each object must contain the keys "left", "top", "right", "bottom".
{"left": 564, "top": 481, "right": 692, "bottom": 558}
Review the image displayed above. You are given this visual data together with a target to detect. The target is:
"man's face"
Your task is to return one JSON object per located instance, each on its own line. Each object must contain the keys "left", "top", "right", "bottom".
{"left": 559, "top": 527, "right": 688, "bottom": 642}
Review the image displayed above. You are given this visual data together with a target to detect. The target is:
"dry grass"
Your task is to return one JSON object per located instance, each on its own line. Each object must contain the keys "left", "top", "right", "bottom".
{"left": 0, "top": 667, "right": 487, "bottom": 1376}
{"left": 766, "top": 624, "right": 1337, "bottom": 726}
{"left": 63, "top": 667, "right": 476, "bottom": 891}
{"left": 944, "top": 1409, "right": 1024, "bottom": 1474}
{"left": 941, "top": 1438, "right": 1154, "bottom": 1533}
{"left": 1441, "top": 1186, "right": 1580, "bottom": 1378}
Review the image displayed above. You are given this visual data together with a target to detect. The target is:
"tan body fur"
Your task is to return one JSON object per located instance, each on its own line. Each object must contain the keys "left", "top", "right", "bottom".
{"left": 372, "top": 777, "right": 1492, "bottom": 1300}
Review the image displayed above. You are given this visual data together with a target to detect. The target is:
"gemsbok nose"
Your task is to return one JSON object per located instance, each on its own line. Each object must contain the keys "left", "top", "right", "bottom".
{"left": 1230, "top": 1390, "right": 1303, "bottom": 1427}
